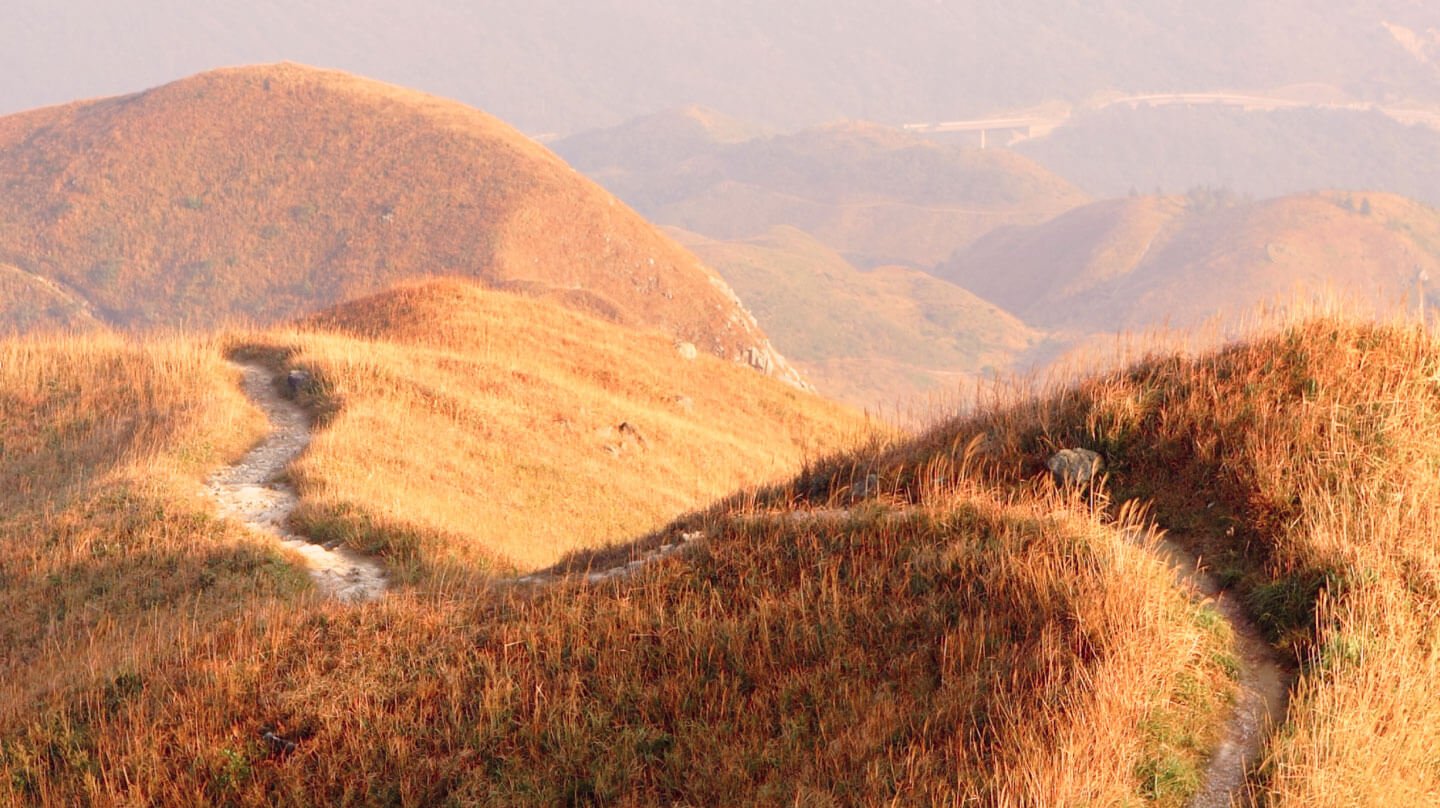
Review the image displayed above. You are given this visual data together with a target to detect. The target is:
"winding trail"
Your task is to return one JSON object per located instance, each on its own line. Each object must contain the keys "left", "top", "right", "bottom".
{"left": 207, "top": 362, "right": 387, "bottom": 603}
{"left": 1151, "top": 535, "right": 1291, "bottom": 808}
{"left": 204, "top": 364, "right": 1289, "bottom": 801}
{"left": 718, "top": 506, "right": 1291, "bottom": 807}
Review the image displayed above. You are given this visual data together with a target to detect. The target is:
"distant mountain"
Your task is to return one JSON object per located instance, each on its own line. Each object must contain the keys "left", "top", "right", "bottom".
{"left": 940, "top": 191, "right": 1440, "bottom": 334}
{"left": 558, "top": 116, "right": 1087, "bottom": 269}
{"left": 3, "top": 1, "right": 1439, "bottom": 134}
{"left": 1017, "top": 105, "right": 1440, "bottom": 206}
{"left": 0, "top": 64, "right": 796, "bottom": 378}
{"left": 673, "top": 226, "right": 1044, "bottom": 410}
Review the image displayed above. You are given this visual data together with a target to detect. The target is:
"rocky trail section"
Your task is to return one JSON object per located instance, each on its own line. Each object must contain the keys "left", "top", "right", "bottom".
{"left": 207, "top": 361, "right": 386, "bottom": 603}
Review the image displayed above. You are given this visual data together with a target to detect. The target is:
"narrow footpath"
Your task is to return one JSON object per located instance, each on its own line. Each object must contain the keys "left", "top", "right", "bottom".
{"left": 207, "top": 362, "right": 387, "bottom": 603}
{"left": 205, "top": 364, "right": 1291, "bottom": 803}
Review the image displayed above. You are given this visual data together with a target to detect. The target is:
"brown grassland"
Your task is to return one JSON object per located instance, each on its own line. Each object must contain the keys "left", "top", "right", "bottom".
{"left": 0, "top": 63, "right": 784, "bottom": 367}
{"left": 3, "top": 300, "right": 1439, "bottom": 804}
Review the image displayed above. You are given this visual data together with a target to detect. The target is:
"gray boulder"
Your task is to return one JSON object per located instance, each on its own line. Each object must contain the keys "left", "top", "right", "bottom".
{"left": 1047, "top": 448, "right": 1104, "bottom": 486}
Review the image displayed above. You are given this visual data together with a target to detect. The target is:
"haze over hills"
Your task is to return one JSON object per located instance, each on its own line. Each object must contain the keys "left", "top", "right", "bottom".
{"left": 1016, "top": 104, "right": 1440, "bottom": 206}
{"left": 673, "top": 226, "right": 1044, "bottom": 410}
{"left": 0, "top": 63, "right": 797, "bottom": 380}
{"left": 556, "top": 113, "right": 1087, "bottom": 269}
{"left": 4, "top": 1, "right": 1440, "bottom": 134}
{"left": 941, "top": 190, "right": 1440, "bottom": 334}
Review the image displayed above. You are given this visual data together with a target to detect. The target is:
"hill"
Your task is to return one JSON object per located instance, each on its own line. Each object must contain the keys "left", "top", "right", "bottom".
{"left": 941, "top": 191, "right": 1440, "bottom": 334}
{"left": 556, "top": 117, "right": 1088, "bottom": 269}
{"left": 0, "top": 63, "right": 798, "bottom": 380}
{"left": 0, "top": 309, "right": 1237, "bottom": 805}
{"left": 7, "top": 307, "right": 1440, "bottom": 802}
{"left": 0, "top": 278, "right": 865, "bottom": 748}
{"left": 673, "top": 226, "right": 1046, "bottom": 410}
{"left": 3, "top": 1, "right": 1440, "bottom": 134}
{"left": 254, "top": 279, "right": 864, "bottom": 573}
{"left": 1016, "top": 104, "right": 1440, "bottom": 207}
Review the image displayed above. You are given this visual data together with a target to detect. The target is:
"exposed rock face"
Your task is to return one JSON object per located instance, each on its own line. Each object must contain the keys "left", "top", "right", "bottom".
{"left": 1047, "top": 448, "right": 1104, "bottom": 485}
{"left": 675, "top": 341, "right": 698, "bottom": 360}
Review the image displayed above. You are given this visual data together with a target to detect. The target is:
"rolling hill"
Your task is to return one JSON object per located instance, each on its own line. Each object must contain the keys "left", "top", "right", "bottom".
{"left": 269, "top": 279, "right": 865, "bottom": 572}
{"left": 556, "top": 115, "right": 1089, "bottom": 270}
{"left": 941, "top": 191, "right": 1440, "bottom": 334}
{"left": 0, "top": 63, "right": 799, "bottom": 381}
{"left": 672, "top": 225, "right": 1046, "bottom": 410}
{"left": 0, "top": 277, "right": 867, "bottom": 750}
{"left": 1016, "top": 104, "right": 1440, "bottom": 207}
{"left": 12, "top": 305, "right": 1440, "bottom": 803}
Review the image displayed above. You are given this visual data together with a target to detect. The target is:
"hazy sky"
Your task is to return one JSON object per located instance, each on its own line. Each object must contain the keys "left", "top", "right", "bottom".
{"left": 5, "top": 1, "right": 1440, "bottom": 134}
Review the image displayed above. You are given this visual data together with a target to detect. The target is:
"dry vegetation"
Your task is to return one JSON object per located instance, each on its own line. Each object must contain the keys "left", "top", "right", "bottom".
{"left": 5, "top": 300, "right": 1438, "bottom": 804}
{"left": 0, "top": 62, "right": 783, "bottom": 368}
{"left": 794, "top": 314, "right": 1440, "bottom": 803}
{"left": 557, "top": 117, "right": 1088, "bottom": 270}
{"left": 239, "top": 280, "right": 866, "bottom": 576}
{"left": 674, "top": 225, "right": 1045, "bottom": 410}
{"left": 943, "top": 191, "right": 1440, "bottom": 335}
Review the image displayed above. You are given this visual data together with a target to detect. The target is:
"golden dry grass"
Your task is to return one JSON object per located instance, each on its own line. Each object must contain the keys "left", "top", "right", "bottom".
{"left": 228, "top": 279, "right": 866, "bottom": 577}
{"left": 0, "top": 333, "right": 310, "bottom": 731}
{"left": 796, "top": 313, "right": 1440, "bottom": 804}
{"left": 7, "top": 297, "right": 1439, "bottom": 804}
{"left": 0, "top": 62, "right": 781, "bottom": 366}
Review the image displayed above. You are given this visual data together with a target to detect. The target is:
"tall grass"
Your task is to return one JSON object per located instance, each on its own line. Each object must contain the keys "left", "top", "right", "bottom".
{"left": 791, "top": 312, "right": 1440, "bottom": 804}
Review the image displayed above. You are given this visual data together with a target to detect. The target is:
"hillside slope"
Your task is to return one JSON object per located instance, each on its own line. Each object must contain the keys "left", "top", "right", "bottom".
{"left": 942, "top": 191, "right": 1440, "bottom": 333}
{"left": 0, "top": 313, "right": 1239, "bottom": 805}
{"left": 260, "top": 280, "right": 865, "bottom": 573}
{"left": 0, "top": 63, "right": 797, "bottom": 379}
{"left": 674, "top": 226, "right": 1044, "bottom": 410}
{"left": 557, "top": 117, "right": 1088, "bottom": 269}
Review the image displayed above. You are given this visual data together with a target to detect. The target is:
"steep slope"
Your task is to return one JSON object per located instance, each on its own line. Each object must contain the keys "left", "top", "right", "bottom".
{"left": 261, "top": 279, "right": 865, "bottom": 572}
{"left": 0, "top": 262, "right": 105, "bottom": 333}
{"left": 0, "top": 63, "right": 796, "bottom": 379}
{"left": 674, "top": 226, "right": 1044, "bottom": 410}
{"left": 942, "top": 191, "right": 1440, "bottom": 333}
{"left": 557, "top": 118, "right": 1088, "bottom": 269}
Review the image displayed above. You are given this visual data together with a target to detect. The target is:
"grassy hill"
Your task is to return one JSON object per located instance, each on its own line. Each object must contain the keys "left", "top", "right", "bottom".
{"left": 6, "top": 303, "right": 1440, "bottom": 802}
{"left": 0, "top": 63, "right": 799, "bottom": 379}
{"left": 942, "top": 191, "right": 1440, "bottom": 334}
{"left": 0, "top": 278, "right": 864, "bottom": 774}
{"left": 257, "top": 279, "right": 866, "bottom": 574}
{"left": 673, "top": 226, "right": 1046, "bottom": 410}
{"left": 557, "top": 117, "right": 1088, "bottom": 269}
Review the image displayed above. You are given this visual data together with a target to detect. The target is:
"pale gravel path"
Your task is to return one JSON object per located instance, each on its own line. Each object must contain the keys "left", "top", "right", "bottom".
{"left": 207, "top": 361, "right": 387, "bottom": 603}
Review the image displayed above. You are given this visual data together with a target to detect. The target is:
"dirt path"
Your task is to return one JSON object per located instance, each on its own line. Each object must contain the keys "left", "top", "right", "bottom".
{"left": 207, "top": 362, "right": 386, "bottom": 603}
{"left": 1150, "top": 535, "right": 1291, "bottom": 808}
{"left": 203, "top": 368, "right": 1286, "bottom": 801}
{"left": 712, "top": 506, "right": 1289, "bottom": 807}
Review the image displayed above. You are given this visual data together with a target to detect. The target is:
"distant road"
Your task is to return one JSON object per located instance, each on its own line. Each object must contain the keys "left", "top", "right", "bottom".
{"left": 903, "top": 92, "right": 1440, "bottom": 143}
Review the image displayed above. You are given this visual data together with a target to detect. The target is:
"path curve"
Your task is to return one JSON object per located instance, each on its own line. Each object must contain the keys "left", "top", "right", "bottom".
{"left": 207, "top": 361, "right": 387, "bottom": 603}
{"left": 716, "top": 506, "right": 1290, "bottom": 807}
{"left": 1151, "top": 535, "right": 1291, "bottom": 808}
